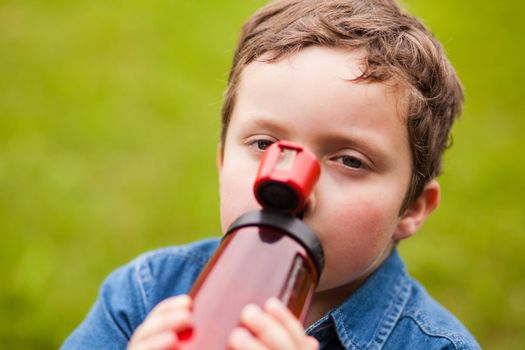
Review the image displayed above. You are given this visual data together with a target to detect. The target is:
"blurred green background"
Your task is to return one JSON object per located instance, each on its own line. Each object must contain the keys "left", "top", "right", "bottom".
{"left": 0, "top": 0, "right": 523, "bottom": 349}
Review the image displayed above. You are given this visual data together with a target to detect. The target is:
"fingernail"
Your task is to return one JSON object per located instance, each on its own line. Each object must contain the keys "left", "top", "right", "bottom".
{"left": 241, "top": 303, "right": 261, "bottom": 320}
{"left": 229, "top": 327, "right": 252, "bottom": 347}
{"left": 266, "top": 297, "right": 283, "bottom": 310}
{"left": 174, "top": 295, "right": 192, "bottom": 307}
{"left": 232, "top": 327, "right": 251, "bottom": 340}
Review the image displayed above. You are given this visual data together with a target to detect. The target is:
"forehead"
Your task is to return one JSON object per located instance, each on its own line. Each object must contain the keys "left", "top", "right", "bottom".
{"left": 235, "top": 47, "right": 407, "bottom": 126}
{"left": 256, "top": 46, "right": 367, "bottom": 79}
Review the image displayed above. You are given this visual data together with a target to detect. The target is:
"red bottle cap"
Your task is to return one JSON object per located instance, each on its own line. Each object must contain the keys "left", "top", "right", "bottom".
{"left": 254, "top": 141, "right": 320, "bottom": 216}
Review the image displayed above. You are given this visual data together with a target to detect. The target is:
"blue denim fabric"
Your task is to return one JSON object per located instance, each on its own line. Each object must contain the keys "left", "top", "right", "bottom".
{"left": 61, "top": 238, "right": 480, "bottom": 349}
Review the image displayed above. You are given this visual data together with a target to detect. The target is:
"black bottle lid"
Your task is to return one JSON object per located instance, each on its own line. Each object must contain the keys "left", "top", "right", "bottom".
{"left": 225, "top": 210, "right": 325, "bottom": 278}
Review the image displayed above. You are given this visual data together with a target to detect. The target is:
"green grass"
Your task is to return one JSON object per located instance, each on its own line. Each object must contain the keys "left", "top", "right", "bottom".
{"left": 1, "top": 0, "right": 523, "bottom": 348}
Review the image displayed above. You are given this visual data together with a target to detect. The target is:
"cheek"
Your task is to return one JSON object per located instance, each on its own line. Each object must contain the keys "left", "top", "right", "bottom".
{"left": 218, "top": 163, "right": 261, "bottom": 233}
{"left": 330, "top": 200, "right": 395, "bottom": 255}
{"left": 314, "top": 191, "right": 401, "bottom": 288}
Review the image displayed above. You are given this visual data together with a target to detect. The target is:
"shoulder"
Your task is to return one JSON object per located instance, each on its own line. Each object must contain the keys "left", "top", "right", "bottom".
{"left": 388, "top": 278, "right": 481, "bottom": 350}
{"left": 104, "top": 237, "right": 220, "bottom": 311}
{"left": 61, "top": 238, "right": 220, "bottom": 348}
{"left": 133, "top": 237, "right": 220, "bottom": 280}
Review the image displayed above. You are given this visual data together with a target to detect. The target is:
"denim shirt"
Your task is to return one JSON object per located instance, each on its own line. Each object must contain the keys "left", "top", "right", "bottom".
{"left": 61, "top": 238, "right": 480, "bottom": 349}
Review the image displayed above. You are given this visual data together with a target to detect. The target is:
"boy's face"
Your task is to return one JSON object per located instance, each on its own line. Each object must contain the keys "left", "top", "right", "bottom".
{"left": 218, "top": 47, "right": 435, "bottom": 292}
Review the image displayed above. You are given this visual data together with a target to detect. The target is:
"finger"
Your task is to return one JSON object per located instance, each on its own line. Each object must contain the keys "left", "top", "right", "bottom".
{"left": 264, "top": 298, "right": 308, "bottom": 347}
{"left": 239, "top": 304, "right": 297, "bottom": 349}
{"left": 228, "top": 327, "right": 269, "bottom": 350}
{"left": 132, "top": 309, "right": 192, "bottom": 343}
{"left": 148, "top": 295, "right": 192, "bottom": 318}
{"left": 133, "top": 294, "right": 192, "bottom": 341}
{"left": 127, "top": 331, "right": 177, "bottom": 350}
{"left": 305, "top": 335, "right": 320, "bottom": 350}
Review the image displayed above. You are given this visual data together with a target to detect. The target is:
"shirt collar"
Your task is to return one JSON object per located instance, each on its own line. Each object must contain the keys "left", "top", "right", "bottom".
{"left": 306, "top": 249, "right": 412, "bottom": 349}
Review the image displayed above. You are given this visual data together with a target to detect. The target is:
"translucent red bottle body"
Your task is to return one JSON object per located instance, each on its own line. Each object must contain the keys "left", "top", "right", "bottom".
{"left": 178, "top": 211, "right": 322, "bottom": 349}
{"left": 177, "top": 142, "right": 323, "bottom": 349}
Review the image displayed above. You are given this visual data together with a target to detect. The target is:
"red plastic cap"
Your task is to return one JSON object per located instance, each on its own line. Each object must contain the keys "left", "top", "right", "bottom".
{"left": 254, "top": 141, "right": 320, "bottom": 215}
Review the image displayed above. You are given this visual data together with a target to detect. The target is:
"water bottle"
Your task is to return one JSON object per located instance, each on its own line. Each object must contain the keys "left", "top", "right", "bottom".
{"left": 178, "top": 141, "right": 324, "bottom": 349}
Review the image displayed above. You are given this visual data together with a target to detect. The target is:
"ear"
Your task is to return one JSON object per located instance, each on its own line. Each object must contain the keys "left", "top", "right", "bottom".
{"left": 216, "top": 142, "right": 223, "bottom": 171}
{"left": 394, "top": 179, "right": 440, "bottom": 241}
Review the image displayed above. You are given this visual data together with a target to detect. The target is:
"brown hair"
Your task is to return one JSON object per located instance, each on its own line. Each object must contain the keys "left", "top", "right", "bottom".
{"left": 220, "top": 0, "right": 463, "bottom": 212}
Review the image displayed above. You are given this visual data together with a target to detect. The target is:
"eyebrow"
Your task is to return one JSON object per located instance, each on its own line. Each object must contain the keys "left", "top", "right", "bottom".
{"left": 237, "top": 116, "right": 290, "bottom": 138}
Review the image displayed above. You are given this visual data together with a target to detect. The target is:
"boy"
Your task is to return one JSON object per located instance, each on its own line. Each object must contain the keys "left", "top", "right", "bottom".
{"left": 62, "top": 0, "right": 481, "bottom": 349}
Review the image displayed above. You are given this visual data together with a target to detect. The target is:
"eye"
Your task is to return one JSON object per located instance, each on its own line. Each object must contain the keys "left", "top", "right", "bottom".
{"left": 256, "top": 139, "right": 274, "bottom": 151}
{"left": 248, "top": 138, "right": 276, "bottom": 152}
{"left": 335, "top": 155, "right": 366, "bottom": 169}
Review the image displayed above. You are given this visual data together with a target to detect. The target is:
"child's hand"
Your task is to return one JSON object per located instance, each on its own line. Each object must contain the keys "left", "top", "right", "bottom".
{"left": 127, "top": 294, "right": 193, "bottom": 350}
{"left": 228, "top": 298, "right": 319, "bottom": 350}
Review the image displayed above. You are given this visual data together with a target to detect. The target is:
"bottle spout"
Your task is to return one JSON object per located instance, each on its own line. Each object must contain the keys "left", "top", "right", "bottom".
{"left": 253, "top": 141, "right": 320, "bottom": 216}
